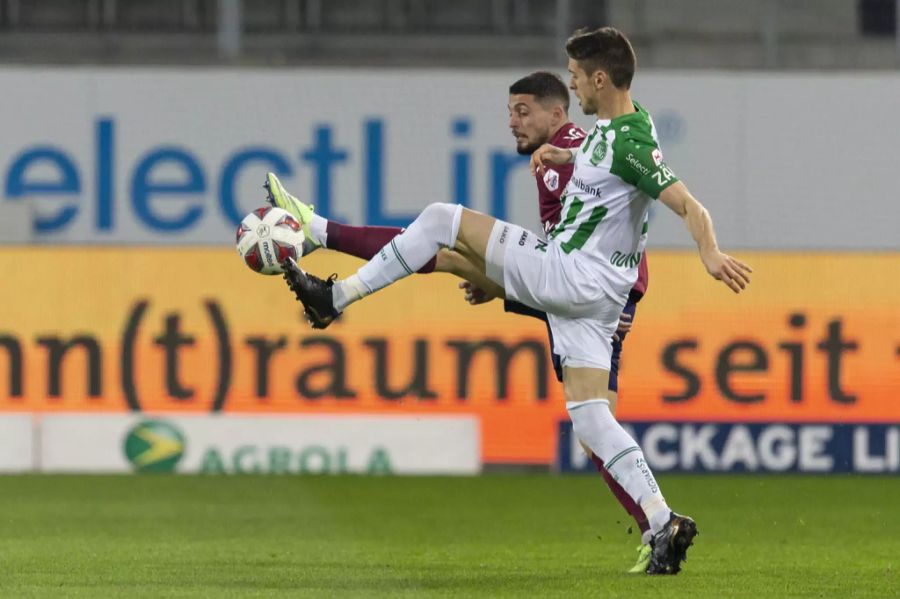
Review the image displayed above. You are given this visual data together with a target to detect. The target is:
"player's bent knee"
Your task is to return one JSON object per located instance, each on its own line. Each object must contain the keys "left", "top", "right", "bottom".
{"left": 420, "top": 202, "right": 454, "bottom": 218}
{"left": 418, "top": 203, "right": 463, "bottom": 248}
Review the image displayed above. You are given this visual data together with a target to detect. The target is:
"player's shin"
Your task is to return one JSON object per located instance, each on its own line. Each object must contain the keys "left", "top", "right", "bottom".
{"left": 325, "top": 223, "right": 437, "bottom": 273}
{"left": 333, "top": 203, "right": 463, "bottom": 311}
{"left": 567, "top": 399, "right": 671, "bottom": 534}
{"left": 590, "top": 453, "right": 651, "bottom": 539}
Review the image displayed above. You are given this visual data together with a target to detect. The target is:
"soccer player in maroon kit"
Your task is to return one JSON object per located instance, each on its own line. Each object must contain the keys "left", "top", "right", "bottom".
{"left": 265, "top": 71, "right": 652, "bottom": 572}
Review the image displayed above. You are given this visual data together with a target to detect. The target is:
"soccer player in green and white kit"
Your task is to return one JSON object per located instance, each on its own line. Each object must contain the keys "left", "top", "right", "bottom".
{"left": 282, "top": 27, "right": 752, "bottom": 575}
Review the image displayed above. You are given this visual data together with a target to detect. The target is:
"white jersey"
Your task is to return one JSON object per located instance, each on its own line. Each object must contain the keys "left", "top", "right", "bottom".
{"left": 483, "top": 102, "right": 680, "bottom": 370}
{"left": 548, "top": 101, "right": 677, "bottom": 303}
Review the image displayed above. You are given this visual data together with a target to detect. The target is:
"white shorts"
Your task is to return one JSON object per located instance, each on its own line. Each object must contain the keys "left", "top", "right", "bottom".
{"left": 484, "top": 220, "right": 623, "bottom": 371}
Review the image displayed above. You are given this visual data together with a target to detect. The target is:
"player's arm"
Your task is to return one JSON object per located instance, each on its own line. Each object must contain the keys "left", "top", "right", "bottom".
{"left": 658, "top": 182, "right": 752, "bottom": 293}
{"left": 529, "top": 144, "right": 575, "bottom": 175}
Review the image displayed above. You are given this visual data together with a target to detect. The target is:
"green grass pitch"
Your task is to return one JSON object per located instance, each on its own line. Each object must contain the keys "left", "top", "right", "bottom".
{"left": 0, "top": 475, "right": 896, "bottom": 597}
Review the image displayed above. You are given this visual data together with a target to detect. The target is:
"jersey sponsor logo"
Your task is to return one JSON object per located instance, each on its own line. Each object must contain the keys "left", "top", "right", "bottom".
{"left": 497, "top": 225, "right": 510, "bottom": 246}
{"left": 610, "top": 250, "right": 642, "bottom": 268}
{"left": 518, "top": 231, "right": 528, "bottom": 246}
{"left": 542, "top": 168, "right": 559, "bottom": 191}
{"left": 570, "top": 177, "right": 603, "bottom": 198}
{"left": 590, "top": 139, "right": 608, "bottom": 165}
{"left": 651, "top": 148, "right": 664, "bottom": 166}
{"left": 626, "top": 152, "right": 650, "bottom": 176}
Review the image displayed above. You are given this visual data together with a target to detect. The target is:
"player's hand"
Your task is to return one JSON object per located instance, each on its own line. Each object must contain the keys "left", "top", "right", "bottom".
{"left": 701, "top": 249, "right": 753, "bottom": 293}
{"left": 458, "top": 281, "right": 497, "bottom": 305}
{"left": 530, "top": 144, "right": 573, "bottom": 176}
{"left": 613, "top": 311, "right": 633, "bottom": 342}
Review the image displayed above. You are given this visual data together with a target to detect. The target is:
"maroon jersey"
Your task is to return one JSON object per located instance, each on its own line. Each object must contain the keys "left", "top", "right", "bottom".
{"left": 534, "top": 122, "right": 649, "bottom": 301}
{"left": 536, "top": 123, "right": 585, "bottom": 234}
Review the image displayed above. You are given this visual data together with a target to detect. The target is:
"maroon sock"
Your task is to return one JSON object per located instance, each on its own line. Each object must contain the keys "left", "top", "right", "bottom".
{"left": 591, "top": 453, "right": 650, "bottom": 535}
{"left": 325, "top": 222, "right": 436, "bottom": 274}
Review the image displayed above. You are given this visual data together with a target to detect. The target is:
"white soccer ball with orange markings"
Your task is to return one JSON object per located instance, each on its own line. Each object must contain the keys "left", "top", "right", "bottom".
{"left": 235, "top": 206, "right": 305, "bottom": 275}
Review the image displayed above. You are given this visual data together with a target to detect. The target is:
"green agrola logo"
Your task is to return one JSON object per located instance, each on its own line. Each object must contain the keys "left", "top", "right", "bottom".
{"left": 123, "top": 420, "right": 186, "bottom": 473}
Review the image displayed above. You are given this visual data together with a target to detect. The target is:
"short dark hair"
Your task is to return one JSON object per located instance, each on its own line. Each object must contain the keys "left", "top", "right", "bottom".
{"left": 509, "top": 71, "right": 570, "bottom": 112}
{"left": 565, "top": 27, "right": 636, "bottom": 89}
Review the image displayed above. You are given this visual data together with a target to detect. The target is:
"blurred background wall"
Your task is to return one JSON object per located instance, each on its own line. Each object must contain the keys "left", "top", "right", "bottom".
{"left": 0, "top": 0, "right": 898, "bottom": 475}
{"left": 0, "top": 0, "right": 898, "bottom": 69}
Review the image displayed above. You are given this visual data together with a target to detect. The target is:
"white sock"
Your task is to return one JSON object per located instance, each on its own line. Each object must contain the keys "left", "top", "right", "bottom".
{"left": 332, "top": 274, "right": 367, "bottom": 312}
{"left": 333, "top": 203, "right": 463, "bottom": 312}
{"left": 567, "top": 399, "right": 671, "bottom": 535}
{"left": 307, "top": 213, "right": 328, "bottom": 247}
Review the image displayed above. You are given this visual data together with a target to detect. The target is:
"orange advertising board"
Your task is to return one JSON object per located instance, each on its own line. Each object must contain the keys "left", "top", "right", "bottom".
{"left": 1, "top": 248, "right": 898, "bottom": 463}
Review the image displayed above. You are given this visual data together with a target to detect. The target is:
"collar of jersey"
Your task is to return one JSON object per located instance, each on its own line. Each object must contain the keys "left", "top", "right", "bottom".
{"left": 593, "top": 101, "right": 646, "bottom": 130}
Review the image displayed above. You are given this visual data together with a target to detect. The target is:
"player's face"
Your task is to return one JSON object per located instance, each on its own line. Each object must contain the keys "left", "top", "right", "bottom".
{"left": 508, "top": 94, "right": 554, "bottom": 155}
{"left": 567, "top": 58, "right": 597, "bottom": 115}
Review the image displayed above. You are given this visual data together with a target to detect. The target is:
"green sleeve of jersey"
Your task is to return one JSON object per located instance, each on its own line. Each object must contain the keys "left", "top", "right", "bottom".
{"left": 610, "top": 137, "right": 679, "bottom": 199}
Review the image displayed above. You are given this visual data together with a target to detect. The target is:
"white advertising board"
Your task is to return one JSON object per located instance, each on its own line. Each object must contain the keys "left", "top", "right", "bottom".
{"left": 0, "top": 67, "right": 897, "bottom": 249}
{"left": 0, "top": 415, "right": 33, "bottom": 472}
{"left": 39, "top": 413, "right": 480, "bottom": 475}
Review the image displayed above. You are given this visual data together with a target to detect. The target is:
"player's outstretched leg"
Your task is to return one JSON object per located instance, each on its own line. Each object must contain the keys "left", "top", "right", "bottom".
{"left": 265, "top": 172, "right": 439, "bottom": 273}
{"left": 283, "top": 202, "right": 477, "bottom": 327}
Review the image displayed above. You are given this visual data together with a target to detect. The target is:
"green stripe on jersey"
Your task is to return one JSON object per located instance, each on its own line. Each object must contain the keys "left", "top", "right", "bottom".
{"left": 550, "top": 196, "right": 582, "bottom": 240}
{"left": 560, "top": 205, "right": 608, "bottom": 254}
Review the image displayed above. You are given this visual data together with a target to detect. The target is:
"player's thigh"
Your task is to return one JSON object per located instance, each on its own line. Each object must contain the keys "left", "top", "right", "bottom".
{"left": 549, "top": 299, "right": 620, "bottom": 369}
{"left": 552, "top": 310, "right": 620, "bottom": 403}
{"left": 483, "top": 223, "right": 584, "bottom": 316}
{"left": 453, "top": 208, "right": 496, "bottom": 273}
{"left": 563, "top": 366, "right": 611, "bottom": 404}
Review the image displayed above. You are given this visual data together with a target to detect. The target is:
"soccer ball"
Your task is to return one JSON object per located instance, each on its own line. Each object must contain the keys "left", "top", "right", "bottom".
{"left": 235, "top": 206, "right": 305, "bottom": 275}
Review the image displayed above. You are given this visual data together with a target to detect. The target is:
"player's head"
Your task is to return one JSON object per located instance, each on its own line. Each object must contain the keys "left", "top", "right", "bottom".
{"left": 507, "top": 71, "right": 570, "bottom": 155}
{"left": 565, "top": 27, "right": 635, "bottom": 115}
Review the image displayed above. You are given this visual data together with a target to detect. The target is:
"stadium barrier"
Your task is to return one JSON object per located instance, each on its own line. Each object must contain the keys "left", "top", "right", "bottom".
{"left": 0, "top": 68, "right": 896, "bottom": 251}
{"left": 0, "top": 415, "right": 32, "bottom": 472}
{"left": 558, "top": 422, "right": 900, "bottom": 474}
{"left": 0, "top": 413, "right": 479, "bottom": 474}
{"left": 0, "top": 248, "right": 897, "bottom": 470}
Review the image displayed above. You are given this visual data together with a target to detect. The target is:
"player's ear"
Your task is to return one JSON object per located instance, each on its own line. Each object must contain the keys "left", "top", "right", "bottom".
{"left": 592, "top": 69, "right": 607, "bottom": 90}
{"left": 552, "top": 104, "right": 567, "bottom": 124}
